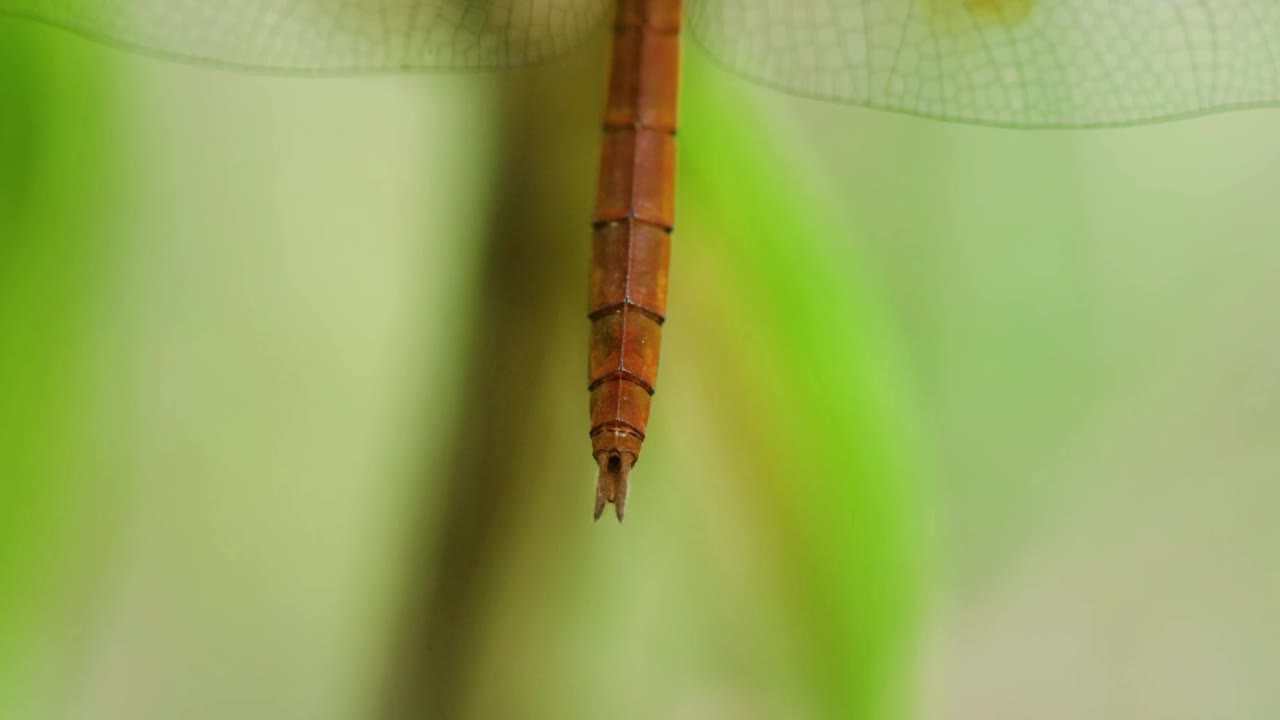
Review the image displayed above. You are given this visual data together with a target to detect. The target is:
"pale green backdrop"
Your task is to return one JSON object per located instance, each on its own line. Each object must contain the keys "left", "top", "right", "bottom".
{"left": 1, "top": 12, "right": 1277, "bottom": 720}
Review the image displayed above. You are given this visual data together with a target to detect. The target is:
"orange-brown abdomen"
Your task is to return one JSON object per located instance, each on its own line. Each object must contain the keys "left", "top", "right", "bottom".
{"left": 588, "top": 0, "right": 681, "bottom": 521}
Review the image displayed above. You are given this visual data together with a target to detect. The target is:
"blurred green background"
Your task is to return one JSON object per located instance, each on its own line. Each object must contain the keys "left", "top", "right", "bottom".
{"left": 2, "top": 12, "right": 1278, "bottom": 720}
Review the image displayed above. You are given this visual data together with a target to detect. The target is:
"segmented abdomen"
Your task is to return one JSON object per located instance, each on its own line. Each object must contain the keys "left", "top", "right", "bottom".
{"left": 587, "top": 0, "right": 681, "bottom": 518}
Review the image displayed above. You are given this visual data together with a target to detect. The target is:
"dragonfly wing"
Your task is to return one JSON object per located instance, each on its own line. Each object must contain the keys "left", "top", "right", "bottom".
{"left": 0, "top": 0, "right": 612, "bottom": 72}
{"left": 687, "top": 0, "right": 1280, "bottom": 127}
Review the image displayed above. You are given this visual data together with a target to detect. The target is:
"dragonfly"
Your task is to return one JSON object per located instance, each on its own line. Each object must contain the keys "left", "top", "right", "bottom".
{"left": 6, "top": 0, "right": 1278, "bottom": 520}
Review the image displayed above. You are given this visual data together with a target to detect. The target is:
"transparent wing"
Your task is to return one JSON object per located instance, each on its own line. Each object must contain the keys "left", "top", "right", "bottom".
{"left": 0, "top": 0, "right": 611, "bottom": 72}
{"left": 687, "top": 0, "right": 1280, "bottom": 127}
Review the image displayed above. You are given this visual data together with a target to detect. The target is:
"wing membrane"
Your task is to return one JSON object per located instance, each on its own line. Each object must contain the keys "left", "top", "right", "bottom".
{"left": 0, "top": 0, "right": 611, "bottom": 71}
{"left": 4, "top": 0, "right": 1279, "bottom": 124}
{"left": 687, "top": 0, "right": 1280, "bottom": 127}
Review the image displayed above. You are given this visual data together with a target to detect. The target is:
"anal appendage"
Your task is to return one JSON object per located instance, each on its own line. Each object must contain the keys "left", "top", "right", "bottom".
{"left": 593, "top": 451, "right": 635, "bottom": 523}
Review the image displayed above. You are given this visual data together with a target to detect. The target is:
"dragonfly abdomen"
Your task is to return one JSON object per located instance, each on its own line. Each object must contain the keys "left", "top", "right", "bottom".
{"left": 587, "top": 0, "right": 682, "bottom": 521}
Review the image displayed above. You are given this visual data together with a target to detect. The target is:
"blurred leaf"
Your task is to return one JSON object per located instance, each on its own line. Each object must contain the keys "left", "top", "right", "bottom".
{"left": 0, "top": 18, "right": 120, "bottom": 715}
{"left": 674, "top": 44, "right": 925, "bottom": 719}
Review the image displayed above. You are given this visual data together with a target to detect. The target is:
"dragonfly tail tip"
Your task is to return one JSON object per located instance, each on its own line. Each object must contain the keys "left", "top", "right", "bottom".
{"left": 593, "top": 451, "right": 633, "bottom": 524}
{"left": 593, "top": 492, "right": 606, "bottom": 522}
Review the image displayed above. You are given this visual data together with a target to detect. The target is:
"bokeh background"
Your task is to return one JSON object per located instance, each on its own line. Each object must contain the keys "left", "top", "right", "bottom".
{"left": 2, "top": 11, "right": 1278, "bottom": 720}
